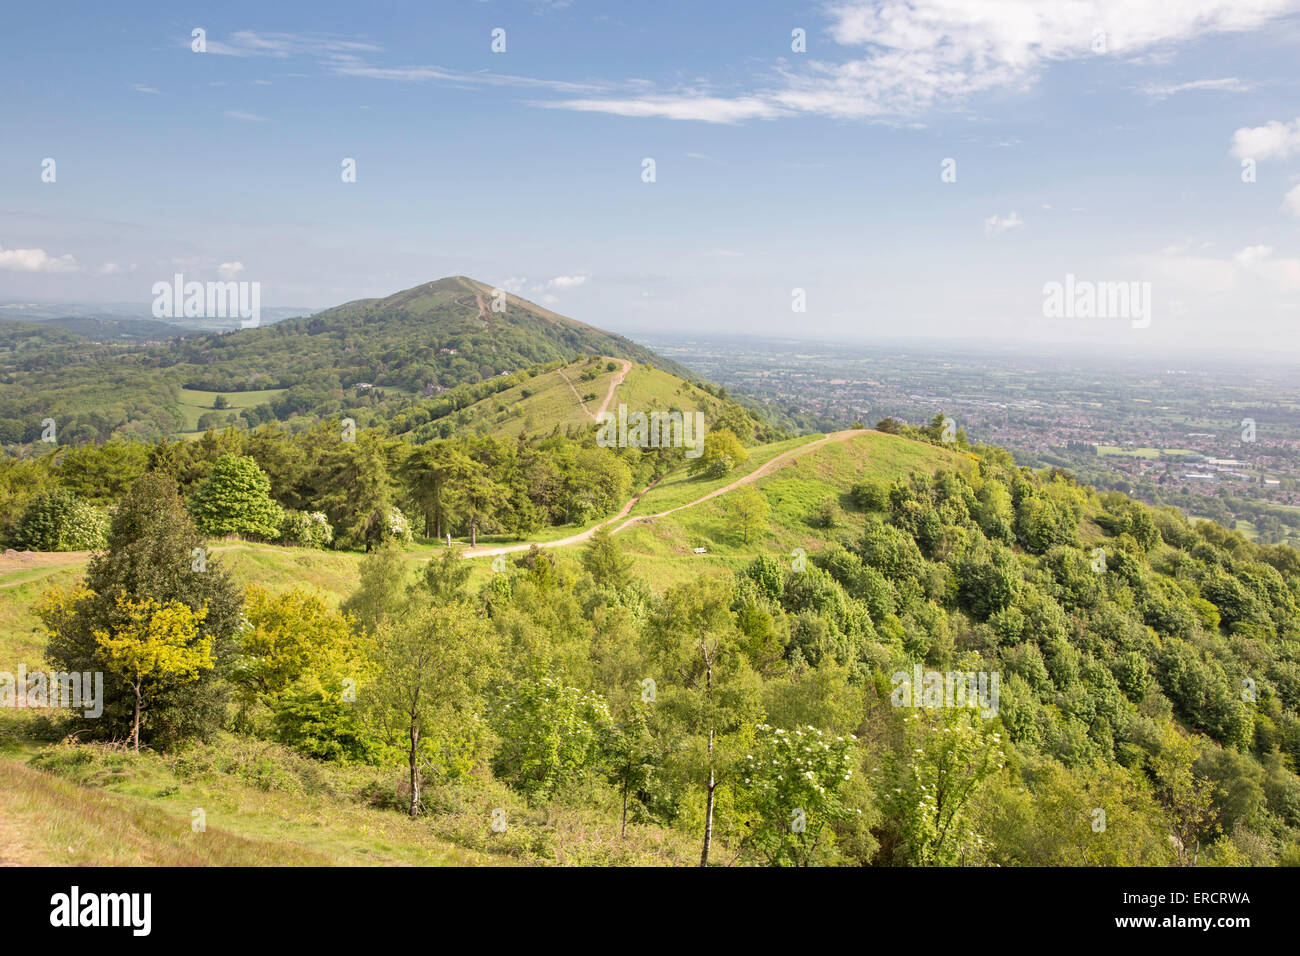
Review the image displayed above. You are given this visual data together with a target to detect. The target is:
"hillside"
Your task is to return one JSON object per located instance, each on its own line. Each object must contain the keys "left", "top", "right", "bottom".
{"left": 0, "top": 276, "right": 697, "bottom": 444}
{"left": 446, "top": 354, "right": 740, "bottom": 441}
{"left": 6, "top": 420, "right": 1298, "bottom": 868}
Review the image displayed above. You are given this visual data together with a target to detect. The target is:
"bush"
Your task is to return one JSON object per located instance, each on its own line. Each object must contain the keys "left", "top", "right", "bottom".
{"left": 279, "top": 510, "right": 334, "bottom": 549}
{"left": 10, "top": 489, "right": 109, "bottom": 551}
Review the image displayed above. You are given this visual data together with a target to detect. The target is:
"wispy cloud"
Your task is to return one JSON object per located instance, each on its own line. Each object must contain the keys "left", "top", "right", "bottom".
{"left": 544, "top": 0, "right": 1299, "bottom": 123}
{"left": 1139, "top": 77, "right": 1254, "bottom": 100}
{"left": 223, "top": 110, "right": 271, "bottom": 123}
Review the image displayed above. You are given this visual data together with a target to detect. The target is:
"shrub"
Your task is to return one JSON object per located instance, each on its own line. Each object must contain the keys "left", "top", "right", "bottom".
{"left": 11, "top": 489, "right": 109, "bottom": 551}
{"left": 279, "top": 510, "right": 334, "bottom": 548}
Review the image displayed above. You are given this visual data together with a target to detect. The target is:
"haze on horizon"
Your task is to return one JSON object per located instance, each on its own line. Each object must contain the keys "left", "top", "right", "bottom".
{"left": 2, "top": 0, "right": 1299, "bottom": 355}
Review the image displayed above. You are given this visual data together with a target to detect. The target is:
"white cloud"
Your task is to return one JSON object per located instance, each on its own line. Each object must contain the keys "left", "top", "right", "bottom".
{"left": 984, "top": 212, "right": 1025, "bottom": 237}
{"left": 197, "top": 31, "right": 384, "bottom": 59}
{"left": 218, "top": 262, "right": 245, "bottom": 280}
{"left": 497, "top": 276, "right": 528, "bottom": 293}
{"left": 0, "top": 247, "right": 79, "bottom": 273}
{"left": 547, "top": 1, "right": 1298, "bottom": 123}
{"left": 545, "top": 275, "right": 588, "bottom": 289}
{"left": 1146, "top": 241, "right": 1300, "bottom": 293}
{"left": 1232, "top": 244, "right": 1300, "bottom": 288}
{"left": 542, "top": 95, "right": 785, "bottom": 123}
{"left": 1230, "top": 117, "right": 1300, "bottom": 160}
{"left": 1285, "top": 184, "right": 1300, "bottom": 216}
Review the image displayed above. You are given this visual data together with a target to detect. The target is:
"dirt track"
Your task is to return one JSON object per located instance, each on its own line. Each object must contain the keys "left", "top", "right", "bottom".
{"left": 463, "top": 429, "right": 867, "bottom": 557}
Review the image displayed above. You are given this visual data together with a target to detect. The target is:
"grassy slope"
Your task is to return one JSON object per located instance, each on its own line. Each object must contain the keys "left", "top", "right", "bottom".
{"left": 455, "top": 356, "right": 729, "bottom": 441}
{"left": 608, "top": 431, "right": 974, "bottom": 590}
{"left": 0, "top": 430, "right": 961, "bottom": 865}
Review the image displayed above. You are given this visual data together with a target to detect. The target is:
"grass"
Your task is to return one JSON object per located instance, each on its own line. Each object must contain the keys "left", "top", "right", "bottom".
{"left": 176, "top": 387, "right": 286, "bottom": 432}
{"left": 0, "top": 734, "right": 697, "bottom": 866}
{"left": 605, "top": 431, "right": 971, "bottom": 590}
{"left": 457, "top": 357, "right": 618, "bottom": 439}
{"left": 627, "top": 434, "right": 818, "bottom": 517}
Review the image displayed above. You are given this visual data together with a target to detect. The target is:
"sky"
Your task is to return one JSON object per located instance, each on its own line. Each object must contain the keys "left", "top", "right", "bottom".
{"left": 2, "top": 0, "right": 1299, "bottom": 354}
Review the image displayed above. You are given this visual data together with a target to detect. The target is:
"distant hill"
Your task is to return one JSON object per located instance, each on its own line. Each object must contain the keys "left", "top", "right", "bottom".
{"left": 169, "top": 276, "right": 691, "bottom": 393}
{"left": 34, "top": 316, "right": 198, "bottom": 343}
{"left": 0, "top": 276, "right": 716, "bottom": 444}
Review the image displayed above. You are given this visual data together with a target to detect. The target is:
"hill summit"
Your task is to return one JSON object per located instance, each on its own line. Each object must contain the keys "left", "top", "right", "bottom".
{"left": 176, "top": 275, "right": 691, "bottom": 396}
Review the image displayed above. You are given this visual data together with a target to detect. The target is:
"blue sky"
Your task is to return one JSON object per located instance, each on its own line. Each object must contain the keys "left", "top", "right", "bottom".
{"left": 2, "top": 0, "right": 1299, "bottom": 352}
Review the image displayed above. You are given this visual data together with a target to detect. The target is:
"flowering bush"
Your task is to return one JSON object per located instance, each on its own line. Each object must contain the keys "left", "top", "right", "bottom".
{"left": 279, "top": 510, "right": 334, "bottom": 549}
{"left": 11, "top": 489, "right": 109, "bottom": 551}
{"left": 740, "top": 723, "right": 859, "bottom": 866}
{"left": 384, "top": 506, "right": 413, "bottom": 543}
{"left": 878, "top": 708, "right": 1004, "bottom": 865}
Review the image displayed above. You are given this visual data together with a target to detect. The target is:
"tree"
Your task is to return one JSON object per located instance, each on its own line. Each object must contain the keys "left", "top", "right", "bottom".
{"left": 398, "top": 443, "right": 473, "bottom": 540}
{"left": 423, "top": 546, "right": 472, "bottom": 605}
{"left": 1151, "top": 725, "right": 1221, "bottom": 866}
{"left": 460, "top": 462, "right": 509, "bottom": 547}
{"left": 649, "top": 579, "right": 761, "bottom": 866}
{"left": 237, "top": 586, "right": 366, "bottom": 705}
{"left": 188, "top": 454, "right": 283, "bottom": 539}
{"left": 341, "top": 541, "right": 412, "bottom": 635}
{"left": 370, "top": 602, "right": 494, "bottom": 816}
{"left": 313, "top": 431, "right": 394, "bottom": 550}
{"left": 725, "top": 486, "right": 770, "bottom": 544}
{"left": 581, "top": 525, "right": 632, "bottom": 586}
{"left": 94, "top": 596, "right": 213, "bottom": 752}
{"left": 688, "top": 428, "right": 748, "bottom": 479}
{"left": 38, "top": 472, "right": 243, "bottom": 748}
{"left": 603, "top": 705, "right": 660, "bottom": 837}
{"left": 492, "top": 678, "right": 613, "bottom": 800}
{"left": 879, "top": 708, "right": 1004, "bottom": 865}
{"left": 740, "top": 723, "right": 860, "bottom": 866}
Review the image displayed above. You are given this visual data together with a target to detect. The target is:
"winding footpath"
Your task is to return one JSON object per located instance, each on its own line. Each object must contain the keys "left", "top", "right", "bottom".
{"left": 462, "top": 429, "right": 867, "bottom": 558}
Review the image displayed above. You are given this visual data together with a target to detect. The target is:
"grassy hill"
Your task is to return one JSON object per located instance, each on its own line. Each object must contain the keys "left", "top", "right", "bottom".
{"left": 0, "top": 429, "right": 959, "bottom": 865}
{"left": 0, "top": 276, "right": 696, "bottom": 445}
{"left": 450, "top": 354, "right": 740, "bottom": 440}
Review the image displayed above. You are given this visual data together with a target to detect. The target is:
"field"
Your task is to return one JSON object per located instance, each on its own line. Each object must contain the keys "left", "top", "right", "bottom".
{"left": 176, "top": 387, "right": 287, "bottom": 433}
{"left": 1094, "top": 446, "right": 1195, "bottom": 459}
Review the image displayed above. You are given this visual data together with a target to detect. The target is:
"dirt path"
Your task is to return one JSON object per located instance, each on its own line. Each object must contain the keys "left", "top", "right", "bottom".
{"left": 595, "top": 359, "right": 634, "bottom": 418}
{"left": 463, "top": 477, "right": 661, "bottom": 558}
{"left": 461, "top": 429, "right": 866, "bottom": 557}
{"left": 557, "top": 367, "right": 593, "bottom": 418}
{"left": 609, "top": 429, "right": 867, "bottom": 534}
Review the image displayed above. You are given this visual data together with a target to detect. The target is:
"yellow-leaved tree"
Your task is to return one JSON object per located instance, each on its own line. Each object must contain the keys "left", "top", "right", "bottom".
{"left": 94, "top": 597, "right": 213, "bottom": 753}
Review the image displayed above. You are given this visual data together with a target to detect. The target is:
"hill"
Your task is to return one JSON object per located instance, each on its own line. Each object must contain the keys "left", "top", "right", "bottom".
{"left": 0, "top": 276, "right": 698, "bottom": 444}
{"left": 3, "top": 420, "right": 1300, "bottom": 866}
